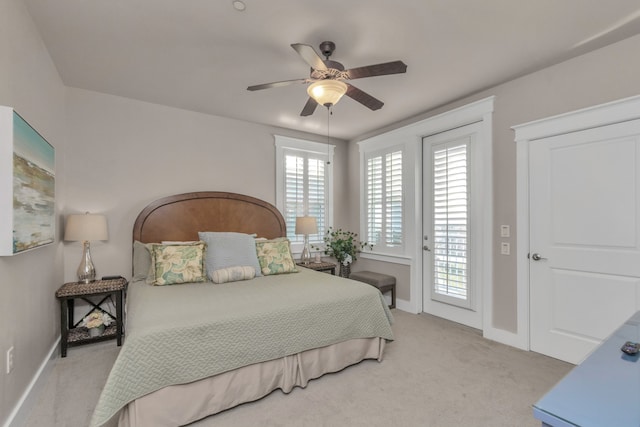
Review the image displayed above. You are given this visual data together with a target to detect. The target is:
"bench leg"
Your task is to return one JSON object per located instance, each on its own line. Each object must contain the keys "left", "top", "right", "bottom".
{"left": 390, "top": 286, "right": 396, "bottom": 309}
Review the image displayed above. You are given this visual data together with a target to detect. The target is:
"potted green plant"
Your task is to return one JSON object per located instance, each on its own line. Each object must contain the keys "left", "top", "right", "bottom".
{"left": 313, "top": 227, "right": 373, "bottom": 278}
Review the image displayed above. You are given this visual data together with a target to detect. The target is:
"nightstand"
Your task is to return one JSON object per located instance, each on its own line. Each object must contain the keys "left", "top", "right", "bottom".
{"left": 55, "top": 277, "right": 127, "bottom": 357}
{"left": 296, "top": 261, "right": 337, "bottom": 275}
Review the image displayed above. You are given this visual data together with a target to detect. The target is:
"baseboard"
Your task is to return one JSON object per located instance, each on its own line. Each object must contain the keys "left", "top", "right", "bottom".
{"left": 394, "top": 299, "right": 528, "bottom": 351}
{"left": 394, "top": 298, "right": 417, "bottom": 313}
{"left": 3, "top": 337, "right": 60, "bottom": 427}
{"left": 483, "top": 325, "right": 528, "bottom": 350}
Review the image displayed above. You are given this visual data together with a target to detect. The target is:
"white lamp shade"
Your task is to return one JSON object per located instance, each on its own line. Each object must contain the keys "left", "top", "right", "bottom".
{"left": 307, "top": 80, "right": 348, "bottom": 107}
{"left": 64, "top": 213, "right": 109, "bottom": 241}
{"left": 295, "top": 216, "right": 318, "bottom": 235}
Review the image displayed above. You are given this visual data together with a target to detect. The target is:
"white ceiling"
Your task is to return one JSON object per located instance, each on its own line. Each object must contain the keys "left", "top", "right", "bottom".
{"left": 24, "top": 0, "right": 640, "bottom": 140}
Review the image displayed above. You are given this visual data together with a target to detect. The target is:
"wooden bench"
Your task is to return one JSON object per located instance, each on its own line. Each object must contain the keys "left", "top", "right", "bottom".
{"left": 350, "top": 271, "right": 396, "bottom": 309}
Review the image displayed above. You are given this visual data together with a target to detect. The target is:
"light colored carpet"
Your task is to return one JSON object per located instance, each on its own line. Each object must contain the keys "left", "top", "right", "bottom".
{"left": 22, "top": 310, "right": 572, "bottom": 427}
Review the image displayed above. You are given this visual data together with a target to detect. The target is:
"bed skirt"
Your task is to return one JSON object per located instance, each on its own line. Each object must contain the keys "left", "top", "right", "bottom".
{"left": 117, "top": 337, "right": 386, "bottom": 427}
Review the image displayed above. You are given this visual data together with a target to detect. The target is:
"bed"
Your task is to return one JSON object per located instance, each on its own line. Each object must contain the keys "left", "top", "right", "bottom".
{"left": 90, "top": 192, "right": 394, "bottom": 427}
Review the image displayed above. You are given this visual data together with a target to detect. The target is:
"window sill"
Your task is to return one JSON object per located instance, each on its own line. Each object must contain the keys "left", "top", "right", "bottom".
{"left": 359, "top": 252, "right": 412, "bottom": 265}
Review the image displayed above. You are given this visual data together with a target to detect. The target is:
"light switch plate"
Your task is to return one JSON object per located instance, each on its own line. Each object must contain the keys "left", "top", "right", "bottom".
{"left": 501, "top": 242, "right": 510, "bottom": 255}
{"left": 500, "top": 225, "right": 510, "bottom": 238}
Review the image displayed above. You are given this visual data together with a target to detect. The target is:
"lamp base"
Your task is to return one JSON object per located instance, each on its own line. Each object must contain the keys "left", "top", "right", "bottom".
{"left": 77, "top": 241, "right": 96, "bottom": 283}
{"left": 300, "top": 235, "right": 311, "bottom": 265}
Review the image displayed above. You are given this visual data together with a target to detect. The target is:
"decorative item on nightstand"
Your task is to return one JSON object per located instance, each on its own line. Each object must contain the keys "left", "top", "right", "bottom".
{"left": 82, "top": 310, "right": 113, "bottom": 337}
{"left": 295, "top": 216, "right": 317, "bottom": 265}
{"left": 64, "top": 212, "right": 108, "bottom": 283}
{"left": 313, "top": 227, "right": 373, "bottom": 278}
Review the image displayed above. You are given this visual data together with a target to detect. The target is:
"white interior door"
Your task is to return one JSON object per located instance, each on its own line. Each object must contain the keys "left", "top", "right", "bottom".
{"left": 529, "top": 119, "right": 640, "bottom": 364}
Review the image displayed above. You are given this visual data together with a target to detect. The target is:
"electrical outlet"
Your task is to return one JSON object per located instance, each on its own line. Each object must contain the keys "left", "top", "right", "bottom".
{"left": 6, "top": 346, "right": 14, "bottom": 374}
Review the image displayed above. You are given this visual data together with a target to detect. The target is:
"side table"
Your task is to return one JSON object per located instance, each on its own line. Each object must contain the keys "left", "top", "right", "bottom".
{"left": 296, "top": 261, "right": 337, "bottom": 275}
{"left": 55, "top": 277, "right": 127, "bottom": 357}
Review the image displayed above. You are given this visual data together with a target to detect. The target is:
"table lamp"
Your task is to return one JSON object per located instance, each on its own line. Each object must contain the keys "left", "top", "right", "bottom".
{"left": 296, "top": 216, "right": 317, "bottom": 265}
{"left": 64, "top": 212, "right": 108, "bottom": 283}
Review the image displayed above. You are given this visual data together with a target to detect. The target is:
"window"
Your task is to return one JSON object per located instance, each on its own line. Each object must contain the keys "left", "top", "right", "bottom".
{"left": 364, "top": 147, "right": 404, "bottom": 254}
{"left": 275, "top": 136, "right": 334, "bottom": 249}
{"left": 432, "top": 142, "right": 469, "bottom": 302}
{"left": 283, "top": 153, "right": 325, "bottom": 241}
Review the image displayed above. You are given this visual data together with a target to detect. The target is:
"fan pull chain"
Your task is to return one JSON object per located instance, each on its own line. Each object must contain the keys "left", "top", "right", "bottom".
{"left": 326, "top": 105, "right": 332, "bottom": 165}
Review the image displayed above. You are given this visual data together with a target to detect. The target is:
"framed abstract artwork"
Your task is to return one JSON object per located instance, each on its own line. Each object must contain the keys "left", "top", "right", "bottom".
{"left": 0, "top": 106, "right": 55, "bottom": 255}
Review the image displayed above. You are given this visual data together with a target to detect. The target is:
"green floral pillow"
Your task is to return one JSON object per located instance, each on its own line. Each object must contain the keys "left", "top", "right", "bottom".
{"left": 147, "top": 241, "right": 207, "bottom": 285}
{"left": 255, "top": 238, "right": 298, "bottom": 276}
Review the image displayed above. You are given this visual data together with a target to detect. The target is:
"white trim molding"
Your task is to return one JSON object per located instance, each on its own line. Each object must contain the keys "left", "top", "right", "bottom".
{"left": 512, "top": 94, "right": 640, "bottom": 352}
{"left": 358, "top": 96, "right": 495, "bottom": 326}
{"left": 360, "top": 252, "right": 412, "bottom": 265}
{"left": 274, "top": 134, "right": 335, "bottom": 252}
{"left": 4, "top": 337, "right": 60, "bottom": 427}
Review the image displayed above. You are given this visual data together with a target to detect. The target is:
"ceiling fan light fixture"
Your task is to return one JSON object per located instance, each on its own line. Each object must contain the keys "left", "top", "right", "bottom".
{"left": 307, "top": 80, "right": 347, "bottom": 107}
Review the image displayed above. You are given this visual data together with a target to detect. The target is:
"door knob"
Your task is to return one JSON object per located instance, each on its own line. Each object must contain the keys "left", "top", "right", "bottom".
{"left": 531, "top": 253, "right": 547, "bottom": 261}
{"left": 423, "top": 245, "right": 431, "bottom": 252}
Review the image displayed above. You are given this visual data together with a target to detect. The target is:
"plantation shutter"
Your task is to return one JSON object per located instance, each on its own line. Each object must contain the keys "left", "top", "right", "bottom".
{"left": 284, "top": 153, "right": 304, "bottom": 243}
{"left": 284, "top": 151, "right": 325, "bottom": 243}
{"left": 366, "top": 149, "right": 403, "bottom": 252}
{"left": 367, "top": 156, "right": 383, "bottom": 244}
{"left": 432, "top": 142, "right": 469, "bottom": 300}
{"left": 385, "top": 151, "right": 403, "bottom": 246}
{"left": 307, "top": 156, "right": 326, "bottom": 239}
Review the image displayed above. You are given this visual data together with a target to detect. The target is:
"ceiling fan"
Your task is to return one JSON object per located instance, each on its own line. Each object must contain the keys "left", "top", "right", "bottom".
{"left": 247, "top": 41, "right": 407, "bottom": 116}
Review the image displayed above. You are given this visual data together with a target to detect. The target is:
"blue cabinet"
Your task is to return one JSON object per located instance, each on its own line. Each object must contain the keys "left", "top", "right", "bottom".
{"left": 533, "top": 311, "right": 640, "bottom": 426}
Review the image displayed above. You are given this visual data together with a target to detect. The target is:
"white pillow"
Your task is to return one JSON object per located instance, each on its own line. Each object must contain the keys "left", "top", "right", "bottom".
{"left": 198, "top": 231, "right": 262, "bottom": 278}
{"left": 211, "top": 266, "right": 256, "bottom": 284}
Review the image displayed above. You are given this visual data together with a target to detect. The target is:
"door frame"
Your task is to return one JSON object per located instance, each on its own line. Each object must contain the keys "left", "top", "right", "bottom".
{"left": 408, "top": 97, "right": 494, "bottom": 333}
{"left": 513, "top": 94, "right": 640, "bottom": 351}
{"left": 422, "top": 122, "right": 484, "bottom": 328}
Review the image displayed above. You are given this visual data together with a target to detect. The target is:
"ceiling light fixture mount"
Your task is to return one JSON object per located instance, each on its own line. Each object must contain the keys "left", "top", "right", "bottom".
{"left": 232, "top": 1, "right": 246, "bottom": 11}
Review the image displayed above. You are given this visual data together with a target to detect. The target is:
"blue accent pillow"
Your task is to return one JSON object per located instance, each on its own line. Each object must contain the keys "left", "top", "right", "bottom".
{"left": 198, "top": 232, "right": 262, "bottom": 277}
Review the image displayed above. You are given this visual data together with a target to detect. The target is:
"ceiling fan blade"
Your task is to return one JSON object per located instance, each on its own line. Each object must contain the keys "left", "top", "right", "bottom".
{"left": 247, "top": 78, "right": 309, "bottom": 91}
{"left": 300, "top": 97, "right": 319, "bottom": 116}
{"left": 291, "top": 43, "right": 328, "bottom": 71}
{"left": 345, "top": 60, "right": 407, "bottom": 80}
{"left": 345, "top": 84, "right": 384, "bottom": 111}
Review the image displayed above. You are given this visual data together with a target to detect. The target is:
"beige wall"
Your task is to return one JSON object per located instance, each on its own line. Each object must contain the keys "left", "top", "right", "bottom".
{"left": 1, "top": 3, "right": 351, "bottom": 420}
{"left": 348, "top": 34, "right": 640, "bottom": 333}
{"left": 4, "top": 1, "right": 640, "bottom": 421}
{"left": 62, "top": 88, "right": 349, "bottom": 281}
{"left": 0, "top": 0, "right": 66, "bottom": 424}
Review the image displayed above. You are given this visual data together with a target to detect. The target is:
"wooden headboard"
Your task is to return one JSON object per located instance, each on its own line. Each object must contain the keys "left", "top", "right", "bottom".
{"left": 133, "top": 192, "right": 287, "bottom": 243}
